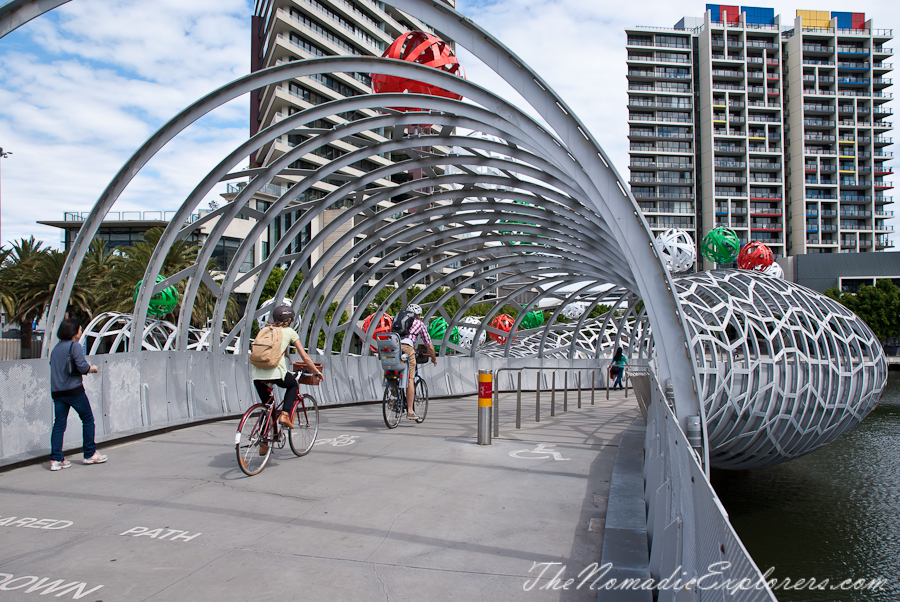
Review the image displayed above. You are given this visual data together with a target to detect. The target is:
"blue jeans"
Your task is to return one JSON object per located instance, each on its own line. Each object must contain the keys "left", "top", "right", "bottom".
{"left": 611, "top": 366, "right": 625, "bottom": 388}
{"left": 51, "top": 391, "right": 96, "bottom": 461}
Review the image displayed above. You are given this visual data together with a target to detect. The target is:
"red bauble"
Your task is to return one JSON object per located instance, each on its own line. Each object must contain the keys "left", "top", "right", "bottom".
{"left": 371, "top": 31, "right": 465, "bottom": 112}
{"left": 736, "top": 241, "right": 774, "bottom": 271}
{"left": 362, "top": 313, "right": 393, "bottom": 353}
{"left": 489, "top": 314, "right": 516, "bottom": 344}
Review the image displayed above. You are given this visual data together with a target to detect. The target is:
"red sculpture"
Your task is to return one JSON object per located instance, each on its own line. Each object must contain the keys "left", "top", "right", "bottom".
{"left": 489, "top": 314, "right": 515, "bottom": 344}
{"left": 362, "top": 313, "right": 393, "bottom": 353}
{"left": 736, "top": 241, "right": 774, "bottom": 271}
{"left": 371, "top": 31, "right": 465, "bottom": 111}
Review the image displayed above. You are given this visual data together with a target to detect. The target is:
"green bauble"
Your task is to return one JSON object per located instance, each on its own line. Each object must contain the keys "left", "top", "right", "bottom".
{"left": 134, "top": 275, "right": 180, "bottom": 317}
{"left": 520, "top": 310, "right": 545, "bottom": 330}
{"left": 701, "top": 227, "right": 741, "bottom": 264}
{"left": 428, "top": 317, "right": 460, "bottom": 351}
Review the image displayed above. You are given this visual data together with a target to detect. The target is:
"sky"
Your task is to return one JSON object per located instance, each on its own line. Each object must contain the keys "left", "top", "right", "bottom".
{"left": 0, "top": 0, "right": 896, "bottom": 249}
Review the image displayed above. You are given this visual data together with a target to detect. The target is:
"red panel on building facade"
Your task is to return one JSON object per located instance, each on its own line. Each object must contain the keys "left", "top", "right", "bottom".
{"left": 720, "top": 5, "right": 740, "bottom": 23}
{"left": 851, "top": 13, "right": 866, "bottom": 29}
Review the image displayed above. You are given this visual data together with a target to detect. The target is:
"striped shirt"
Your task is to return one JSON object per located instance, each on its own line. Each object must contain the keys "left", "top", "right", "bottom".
{"left": 401, "top": 319, "right": 432, "bottom": 348}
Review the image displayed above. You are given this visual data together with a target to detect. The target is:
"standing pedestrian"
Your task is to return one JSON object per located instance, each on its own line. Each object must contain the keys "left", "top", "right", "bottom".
{"left": 48, "top": 317, "right": 107, "bottom": 470}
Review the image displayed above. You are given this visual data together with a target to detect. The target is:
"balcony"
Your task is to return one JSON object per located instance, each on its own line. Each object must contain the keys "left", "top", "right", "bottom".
{"left": 714, "top": 144, "right": 745, "bottom": 154}
{"left": 805, "top": 134, "right": 836, "bottom": 142}
{"left": 632, "top": 191, "right": 694, "bottom": 200}
{"left": 627, "top": 100, "right": 693, "bottom": 110}
{"left": 750, "top": 161, "right": 781, "bottom": 170}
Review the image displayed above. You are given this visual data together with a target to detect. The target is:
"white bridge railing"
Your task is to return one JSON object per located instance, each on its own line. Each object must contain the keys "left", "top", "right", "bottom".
{"left": 633, "top": 371, "right": 778, "bottom": 602}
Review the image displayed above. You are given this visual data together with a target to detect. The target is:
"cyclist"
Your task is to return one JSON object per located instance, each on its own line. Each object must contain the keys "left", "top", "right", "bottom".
{"left": 393, "top": 303, "right": 436, "bottom": 420}
{"left": 251, "top": 306, "right": 323, "bottom": 449}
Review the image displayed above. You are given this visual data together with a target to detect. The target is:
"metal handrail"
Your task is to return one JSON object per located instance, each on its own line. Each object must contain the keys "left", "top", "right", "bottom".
{"left": 491, "top": 364, "right": 631, "bottom": 436}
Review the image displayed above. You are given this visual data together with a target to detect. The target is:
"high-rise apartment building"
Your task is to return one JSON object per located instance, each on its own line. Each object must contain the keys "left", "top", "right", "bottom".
{"left": 783, "top": 12, "right": 894, "bottom": 254}
{"left": 627, "top": 6, "right": 894, "bottom": 267}
{"left": 224, "top": 0, "right": 455, "bottom": 307}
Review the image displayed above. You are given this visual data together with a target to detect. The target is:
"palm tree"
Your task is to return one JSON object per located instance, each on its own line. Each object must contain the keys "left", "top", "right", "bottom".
{"left": 0, "top": 237, "right": 51, "bottom": 357}
{"left": 79, "top": 238, "right": 117, "bottom": 315}
{"left": 97, "top": 227, "right": 240, "bottom": 330}
{"left": 17, "top": 249, "right": 95, "bottom": 326}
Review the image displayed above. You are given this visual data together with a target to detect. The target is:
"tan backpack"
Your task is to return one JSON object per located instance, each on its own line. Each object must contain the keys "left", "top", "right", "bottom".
{"left": 249, "top": 326, "right": 285, "bottom": 369}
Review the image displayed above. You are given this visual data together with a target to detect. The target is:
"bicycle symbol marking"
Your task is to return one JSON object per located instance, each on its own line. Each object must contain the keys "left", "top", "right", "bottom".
{"left": 508, "top": 443, "right": 570, "bottom": 461}
{"left": 314, "top": 434, "right": 359, "bottom": 447}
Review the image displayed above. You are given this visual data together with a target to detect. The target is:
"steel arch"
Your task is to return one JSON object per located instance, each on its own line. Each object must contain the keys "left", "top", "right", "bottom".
{"left": 35, "top": 2, "right": 707, "bottom": 467}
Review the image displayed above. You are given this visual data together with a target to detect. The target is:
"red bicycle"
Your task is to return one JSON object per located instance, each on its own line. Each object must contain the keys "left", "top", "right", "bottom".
{"left": 235, "top": 365, "right": 321, "bottom": 476}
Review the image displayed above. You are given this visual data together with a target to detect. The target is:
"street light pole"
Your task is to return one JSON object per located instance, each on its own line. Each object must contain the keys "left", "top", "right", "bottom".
{"left": 0, "top": 147, "right": 11, "bottom": 247}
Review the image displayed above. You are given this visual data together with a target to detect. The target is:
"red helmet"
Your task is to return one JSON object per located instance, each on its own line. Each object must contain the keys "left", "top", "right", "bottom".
{"left": 736, "top": 242, "right": 774, "bottom": 271}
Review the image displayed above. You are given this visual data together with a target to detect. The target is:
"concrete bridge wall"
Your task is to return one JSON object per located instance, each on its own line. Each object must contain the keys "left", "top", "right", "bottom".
{"left": 0, "top": 352, "right": 613, "bottom": 466}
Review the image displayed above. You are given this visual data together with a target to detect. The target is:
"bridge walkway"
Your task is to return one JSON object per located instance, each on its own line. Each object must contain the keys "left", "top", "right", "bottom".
{"left": 0, "top": 390, "right": 640, "bottom": 601}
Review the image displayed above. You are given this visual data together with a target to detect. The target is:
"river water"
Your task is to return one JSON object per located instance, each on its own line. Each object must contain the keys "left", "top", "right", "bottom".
{"left": 712, "top": 371, "right": 900, "bottom": 602}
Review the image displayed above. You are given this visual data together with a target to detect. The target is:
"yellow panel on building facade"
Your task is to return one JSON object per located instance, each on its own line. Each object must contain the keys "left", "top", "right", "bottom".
{"left": 797, "top": 10, "right": 831, "bottom": 28}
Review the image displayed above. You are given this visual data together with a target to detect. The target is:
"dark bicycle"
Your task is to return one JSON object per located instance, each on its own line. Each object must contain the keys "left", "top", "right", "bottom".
{"left": 235, "top": 365, "right": 321, "bottom": 476}
{"left": 375, "top": 333, "right": 428, "bottom": 429}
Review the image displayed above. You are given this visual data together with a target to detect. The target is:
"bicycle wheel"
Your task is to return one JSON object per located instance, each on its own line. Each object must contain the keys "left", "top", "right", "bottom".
{"left": 382, "top": 382, "right": 402, "bottom": 429}
{"left": 236, "top": 404, "right": 272, "bottom": 476}
{"left": 414, "top": 377, "right": 428, "bottom": 423}
{"left": 289, "top": 394, "right": 320, "bottom": 456}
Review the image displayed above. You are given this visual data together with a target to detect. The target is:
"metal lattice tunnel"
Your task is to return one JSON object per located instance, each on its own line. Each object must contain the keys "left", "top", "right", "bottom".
{"left": 2, "top": 0, "right": 884, "bottom": 470}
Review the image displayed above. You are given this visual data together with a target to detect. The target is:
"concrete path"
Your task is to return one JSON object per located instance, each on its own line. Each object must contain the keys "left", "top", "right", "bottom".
{"left": 0, "top": 389, "right": 640, "bottom": 601}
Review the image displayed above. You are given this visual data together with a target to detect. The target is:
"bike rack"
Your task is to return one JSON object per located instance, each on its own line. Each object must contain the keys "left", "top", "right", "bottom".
{"left": 491, "top": 365, "right": 630, "bottom": 437}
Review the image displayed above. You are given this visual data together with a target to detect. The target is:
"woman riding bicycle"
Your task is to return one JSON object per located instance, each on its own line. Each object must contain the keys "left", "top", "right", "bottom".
{"left": 396, "top": 304, "right": 436, "bottom": 420}
{"left": 251, "top": 306, "right": 323, "bottom": 436}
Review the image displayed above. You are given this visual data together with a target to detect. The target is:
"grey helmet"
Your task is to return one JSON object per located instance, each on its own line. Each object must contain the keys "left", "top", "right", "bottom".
{"left": 272, "top": 305, "right": 295, "bottom": 323}
{"left": 406, "top": 303, "right": 422, "bottom": 316}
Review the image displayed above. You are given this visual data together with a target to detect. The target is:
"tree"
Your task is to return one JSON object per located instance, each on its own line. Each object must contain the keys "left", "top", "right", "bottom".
{"left": 258, "top": 267, "right": 304, "bottom": 304}
{"left": 0, "top": 237, "right": 51, "bottom": 357}
{"left": 17, "top": 249, "right": 94, "bottom": 326}
{"left": 825, "top": 280, "right": 900, "bottom": 341}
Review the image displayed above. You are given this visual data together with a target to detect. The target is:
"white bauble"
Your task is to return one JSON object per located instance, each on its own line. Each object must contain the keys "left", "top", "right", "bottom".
{"left": 457, "top": 316, "right": 486, "bottom": 349}
{"left": 655, "top": 228, "right": 696, "bottom": 273}
{"left": 763, "top": 262, "right": 784, "bottom": 279}
{"left": 562, "top": 302, "right": 587, "bottom": 320}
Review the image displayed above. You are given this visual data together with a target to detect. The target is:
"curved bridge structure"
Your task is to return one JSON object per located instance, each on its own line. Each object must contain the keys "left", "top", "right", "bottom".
{"left": 3, "top": 0, "right": 884, "bottom": 474}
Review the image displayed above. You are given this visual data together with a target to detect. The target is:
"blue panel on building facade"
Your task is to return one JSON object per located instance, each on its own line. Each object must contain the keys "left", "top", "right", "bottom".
{"left": 741, "top": 6, "right": 775, "bottom": 24}
{"left": 707, "top": 4, "right": 720, "bottom": 21}
{"left": 831, "top": 11, "right": 852, "bottom": 28}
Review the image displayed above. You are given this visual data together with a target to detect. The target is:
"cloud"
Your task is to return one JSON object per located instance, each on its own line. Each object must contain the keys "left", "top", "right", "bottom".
{"left": 0, "top": 0, "right": 252, "bottom": 247}
{"left": 0, "top": 0, "right": 896, "bottom": 247}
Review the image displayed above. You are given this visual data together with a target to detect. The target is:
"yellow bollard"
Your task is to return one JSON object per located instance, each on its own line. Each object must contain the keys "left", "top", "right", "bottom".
{"left": 477, "top": 370, "right": 492, "bottom": 445}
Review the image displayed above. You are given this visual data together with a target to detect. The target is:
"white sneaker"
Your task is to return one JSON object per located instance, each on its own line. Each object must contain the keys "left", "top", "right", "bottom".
{"left": 83, "top": 452, "right": 108, "bottom": 465}
{"left": 50, "top": 459, "right": 72, "bottom": 471}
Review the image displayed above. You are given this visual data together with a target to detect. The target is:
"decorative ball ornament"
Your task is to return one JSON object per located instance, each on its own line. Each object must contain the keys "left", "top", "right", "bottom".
{"left": 655, "top": 228, "right": 696, "bottom": 273}
{"left": 371, "top": 31, "right": 465, "bottom": 112}
{"left": 562, "top": 302, "right": 588, "bottom": 320}
{"left": 428, "top": 317, "right": 460, "bottom": 351}
{"left": 763, "top": 261, "right": 784, "bottom": 279}
{"left": 520, "top": 310, "right": 545, "bottom": 330}
{"left": 134, "top": 275, "right": 179, "bottom": 317}
{"left": 457, "top": 316, "right": 486, "bottom": 350}
{"left": 701, "top": 227, "right": 741, "bottom": 264}
{"left": 489, "top": 314, "right": 516, "bottom": 344}
{"left": 736, "top": 241, "right": 775, "bottom": 272}
{"left": 362, "top": 313, "right": 393, "bottom": 352}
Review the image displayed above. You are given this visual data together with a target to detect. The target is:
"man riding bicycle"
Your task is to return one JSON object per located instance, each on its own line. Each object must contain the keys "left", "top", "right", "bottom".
{"left": 394, "top": 304, "right": 436, "bottom": 420}
{"left": 251, "top": 306, "right": 323, "bottom": 440}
